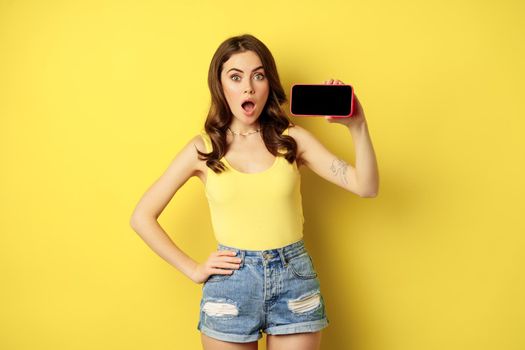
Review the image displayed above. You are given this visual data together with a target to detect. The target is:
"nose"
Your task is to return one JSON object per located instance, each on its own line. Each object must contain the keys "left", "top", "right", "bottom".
{"left": 243, "top": 81, "right": 254, "bottom": 94}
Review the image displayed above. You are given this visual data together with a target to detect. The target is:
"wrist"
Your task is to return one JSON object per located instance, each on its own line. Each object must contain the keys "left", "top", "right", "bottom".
{"left": 187, "top": 261, "right": 199, "bottom": 283}
{"left": 348, "top": 120, "right": 367, "bottom": 133}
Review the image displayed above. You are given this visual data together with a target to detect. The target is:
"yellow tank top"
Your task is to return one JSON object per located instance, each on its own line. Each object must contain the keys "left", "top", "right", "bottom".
{"left": 200, "top": 127, "right": 304, "bottom": 250}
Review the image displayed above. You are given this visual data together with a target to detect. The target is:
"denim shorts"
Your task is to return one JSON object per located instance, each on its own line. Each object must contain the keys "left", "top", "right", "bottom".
{"left": 197, "top": 238, "right": 329, "bottom": 343}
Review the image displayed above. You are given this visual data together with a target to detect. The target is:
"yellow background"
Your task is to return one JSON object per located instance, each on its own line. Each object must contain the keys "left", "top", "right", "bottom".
{"left": 1, "top": 0, "right": 524, "bottom": 349}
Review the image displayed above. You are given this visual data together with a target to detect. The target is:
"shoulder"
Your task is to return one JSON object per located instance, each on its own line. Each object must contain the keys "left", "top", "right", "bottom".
{"left": 172, "top": 133, "right": 208, "bottom": 173}
{"left": 174, "top": 133, "right": 208, "bottom": 181}
{"left": 191, "top": 132, "right": 208, "bottom": 153}
{"left": 286, "top": 124, "right": 314, "bottom": 166}
{"left": 287, "top": 124, "right": 310, "bottom": 139}
{"left": 287, "top": 124, "right": 318, "bottom": 149}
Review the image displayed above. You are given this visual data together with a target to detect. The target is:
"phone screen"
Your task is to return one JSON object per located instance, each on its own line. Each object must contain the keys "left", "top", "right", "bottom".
{"left": 290, "top": 84, "right": 354, "bottom": 117}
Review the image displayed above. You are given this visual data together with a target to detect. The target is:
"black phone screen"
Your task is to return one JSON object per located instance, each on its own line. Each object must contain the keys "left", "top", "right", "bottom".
{"left": 290, "top": 84, "right": 353, "bottom": 116}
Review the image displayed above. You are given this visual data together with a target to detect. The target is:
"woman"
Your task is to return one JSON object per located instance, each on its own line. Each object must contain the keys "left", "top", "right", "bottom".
{"left": 130, "top": 33, "right": 379, "bottom": 350}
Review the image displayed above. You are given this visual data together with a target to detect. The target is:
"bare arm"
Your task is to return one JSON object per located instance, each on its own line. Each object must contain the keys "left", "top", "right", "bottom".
{"left": 129, "top": 135, "right": 204, "bottom": 282}
{"left": 291, "top": 122, "right": 379, "bottom": 197}
{"left": 346, "top": 121, "right": 379, "bottom": 197}
{"left": 291, "top": 88, "right": 379, "bottom": 197}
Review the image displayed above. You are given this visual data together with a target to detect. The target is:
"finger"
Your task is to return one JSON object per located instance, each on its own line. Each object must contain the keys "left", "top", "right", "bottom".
{"left": 216, "top": 261, "right": 240, "bottom": 269}
{"left": 217, "top": 250, "right": 237, "bottom": 257}
{"left": 213, "top": 262, "right": 240, "bottom": 269}
{"left": 222, "top": 256, "right": 242, "bottom": 263}
{"left": 214, "top": 251, "right": 241, "bottom": 266}
{"left": 212, "top": 255, "right": 241, "bottom": 264}
{"left": 212, "top": 258, "right": 239, "bottom": 266}
{"left": 211, "top": 268, "right": 235, "bottom": 274}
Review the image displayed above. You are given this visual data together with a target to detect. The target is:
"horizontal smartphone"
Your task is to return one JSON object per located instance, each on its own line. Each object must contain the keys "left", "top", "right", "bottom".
{"left": 290, "top": 83, "right": 354, "bottom": 118}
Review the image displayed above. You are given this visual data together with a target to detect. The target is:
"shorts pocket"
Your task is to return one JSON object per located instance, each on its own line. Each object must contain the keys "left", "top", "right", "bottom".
{"left": 288, "top": 252, "right": 317, "bottom": 279}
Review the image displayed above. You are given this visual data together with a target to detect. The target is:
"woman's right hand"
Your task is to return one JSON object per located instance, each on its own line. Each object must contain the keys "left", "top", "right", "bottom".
{"left": 191, "top": 250, "right": 242, "bottom": 284}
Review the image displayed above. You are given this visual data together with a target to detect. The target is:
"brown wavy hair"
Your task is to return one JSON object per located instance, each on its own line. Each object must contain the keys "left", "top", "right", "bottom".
{"left": 196, "top": 34, "right": 298, "bottom": 174}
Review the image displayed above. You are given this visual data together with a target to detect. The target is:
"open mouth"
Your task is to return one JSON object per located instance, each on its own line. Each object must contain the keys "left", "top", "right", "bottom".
{"left": 241, "top": 101, "right": 256, "bottom": 113}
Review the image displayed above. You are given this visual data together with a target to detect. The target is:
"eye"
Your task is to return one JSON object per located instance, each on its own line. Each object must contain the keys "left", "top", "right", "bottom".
{"left": 230, "top": 73, "right": 265, "bottom": 82}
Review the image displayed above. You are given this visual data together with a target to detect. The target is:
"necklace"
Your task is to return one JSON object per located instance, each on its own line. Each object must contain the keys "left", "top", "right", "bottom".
{"left": 227, "top": 127, "right": 261, "bottom": 136}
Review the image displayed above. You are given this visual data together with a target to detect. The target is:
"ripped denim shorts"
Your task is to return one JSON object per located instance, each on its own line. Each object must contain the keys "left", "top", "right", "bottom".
{"left": 197, "top": 238, "right": 329, "bottom": 343}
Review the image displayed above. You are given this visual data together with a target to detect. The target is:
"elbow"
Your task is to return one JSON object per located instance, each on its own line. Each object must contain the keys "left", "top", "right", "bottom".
{"left": 129, "top": 215, "right": 140, "bottom": 231}
{"left": 360, "top": 192, "right": 378, "bottom": 198}
{"left": 129, "top": 213, "right": 147, "bottom": 231}
{"left": 130, "top": 212, "right": 158, "bottom": 231}
{"left": 358, "top": 187, "right": 379, "bottom": 198}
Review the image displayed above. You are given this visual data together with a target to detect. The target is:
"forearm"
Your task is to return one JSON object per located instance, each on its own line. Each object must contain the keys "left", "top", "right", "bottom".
{"left": 130, "top": 217, "right": 198, "bottom": 281}
{"left": 348, "top": 121, "right": 379, "bottom": 197}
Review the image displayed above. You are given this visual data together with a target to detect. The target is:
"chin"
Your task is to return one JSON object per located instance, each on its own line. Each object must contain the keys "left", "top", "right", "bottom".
{"left": 236, "top": 114, "right": 260, "bottom": 123}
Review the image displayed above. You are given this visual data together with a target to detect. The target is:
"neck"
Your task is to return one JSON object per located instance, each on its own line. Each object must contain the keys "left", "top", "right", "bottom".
{"left": 228, "top": 123, "right": 261, "bottom": 134}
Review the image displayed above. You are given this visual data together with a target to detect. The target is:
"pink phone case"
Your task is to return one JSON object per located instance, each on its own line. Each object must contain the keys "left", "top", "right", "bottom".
{"left": 289, "top": 83, "right": 355, "bottom": 118}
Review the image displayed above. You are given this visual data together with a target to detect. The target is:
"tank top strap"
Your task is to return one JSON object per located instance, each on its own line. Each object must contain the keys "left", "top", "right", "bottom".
{"left": 277, "top": 126, "right": 291, "bottom": 154}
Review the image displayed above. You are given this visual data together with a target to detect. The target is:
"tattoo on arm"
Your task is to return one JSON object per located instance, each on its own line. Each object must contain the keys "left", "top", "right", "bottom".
{"left": 330, "top": 158, "right": 349, "bottom": 186}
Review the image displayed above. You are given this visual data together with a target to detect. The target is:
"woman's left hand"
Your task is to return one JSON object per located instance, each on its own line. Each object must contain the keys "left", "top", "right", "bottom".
{"left": 323, "top": 79, "right": 366, "bottom": 127}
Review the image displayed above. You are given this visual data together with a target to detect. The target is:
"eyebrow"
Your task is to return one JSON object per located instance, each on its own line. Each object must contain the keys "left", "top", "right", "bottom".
{"left": 226, "top": 65, "right": 264, "bottom": 74}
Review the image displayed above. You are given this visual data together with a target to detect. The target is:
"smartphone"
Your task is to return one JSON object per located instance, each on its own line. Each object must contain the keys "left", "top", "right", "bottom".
{"left": 290, "top": 84, "right": 354, "bottom": 118}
